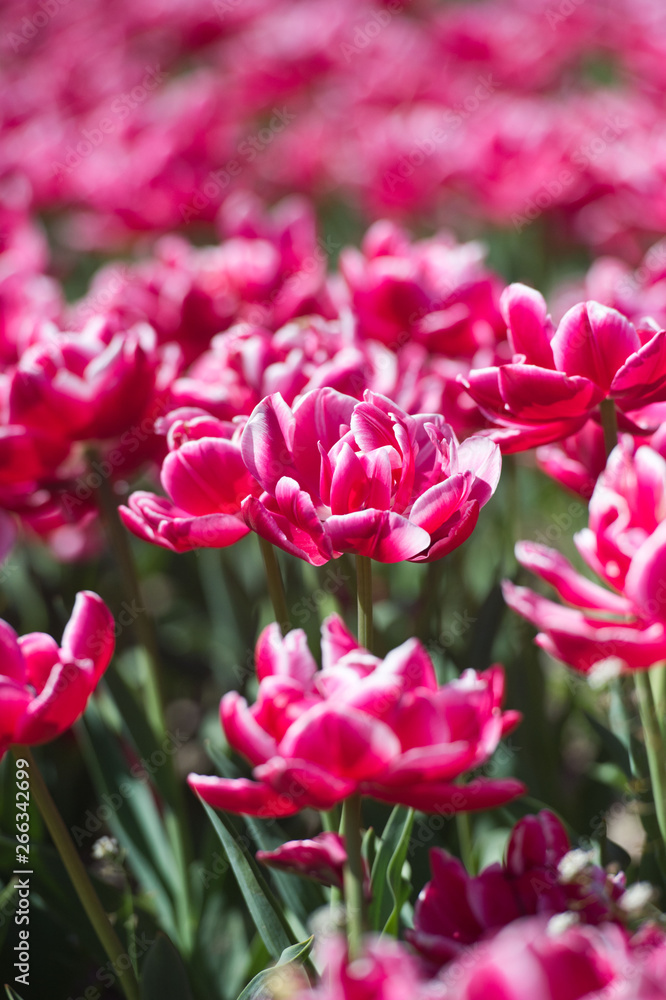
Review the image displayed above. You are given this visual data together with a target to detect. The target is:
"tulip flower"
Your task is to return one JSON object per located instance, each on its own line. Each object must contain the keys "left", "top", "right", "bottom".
{"left": 432, "top": 916, "right": 630, "bottom": 1000}
{"left": 188, "top": 614, "right": 523, "bottom": 817}
{"left": 240, "top": 387, "right": 502, "bottom": 564}
{"left": 9, "top": 320, "right": 181, "bottom": 446}
{"left": 290, "top": 936, "right": 425, "bottom": 1000}
{"left": 119, "top": 408, "right": 257, "bottom": 552}
{"left": 408, "top": 811, "right": 628, "bottom": 969}
{"left": 503, "top": 443, "right": 666, "bottom": 674}
{"left": 463, "top": 283, "right": 666, "bottom": 452}
{"left": 257, "top": 832, "right": 350, "bottom": 890}
{"left": 0, "top": 591, "right": 115, "bottom": 758}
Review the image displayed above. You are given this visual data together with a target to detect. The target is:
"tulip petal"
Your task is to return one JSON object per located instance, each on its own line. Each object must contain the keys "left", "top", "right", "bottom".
{"left": 501, "top": 283, "right": 555, "bottom": 369}
{"left": 221, "top": 691, "right": 278, "bottom": 766}
{"left": 61, "top": 591, "right": 115, "bottom": 680}
{"left": 363, "top": 777, "right": 526, "bottom": 812}
{"left": 278, "top": 702, "right": 401, "bottom": 781}
{"left": 188, "top": 774, "right": 300, "bottom": 817}
{"left": 0, "top": 620, "right": 24, "bottom": 683}
{"left": 241, "top": 392, "right": 297, "bottom": 493}
{"left": 326, "top": 509, "right": 430, "bottom": 562}
{"left": 514, "top": 541, "right": 632, "bottom": 614}
{"left": 552, "top": 303, "right": 639, "bottom": 391}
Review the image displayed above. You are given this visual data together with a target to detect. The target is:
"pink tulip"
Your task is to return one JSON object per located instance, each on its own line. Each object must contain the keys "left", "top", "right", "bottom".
{"left": 0, "top": 591, "right": 115, "bottom": 758}
{"left": 409, "top": 810, "right": 628, "bottom": 969}
{"left": 257, "top": 832, "right": 350, "bottom": 890}
{"left": 291, "top": 936, "right": 425, "bottom": 1000}
{"left": 9, "top": 320, "right": 181, "bottom": 445}
{"left": 463, "top": 283, "right": 666, "bottom": 453}
{"left": 432, "top": 917, "right": 630, "bottom": 1000}
{"left": 169, "top": 318, "right": 372, "bottom": 420}
{"left": 188, "top": 614, "right": 523, "bottom": 817}
{"left": 240, "top": 387, "right": 502, "bottom": 565}
{"left": 504, "top": 442, "right": 666, "bottom": 674}
{"left": 339, "top": 220, "right": 507, "bottom": 357}
{"left": 119, "top": 409, "right": 257, "bottom": 552}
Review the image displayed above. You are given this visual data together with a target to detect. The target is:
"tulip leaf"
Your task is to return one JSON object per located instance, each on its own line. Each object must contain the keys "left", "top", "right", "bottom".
{"left": 76, "top": 709, "right": 181, "bottom": 944}
{"left": 5, "top": 987, "right": 26, "bottom": 1000}
{"left": 584, "top": 712, "right": 632, "bottom": 777}
{"left": 383, "top": 808, "right": 415, "bottom": 936}
{"left": 236, "top": 936, "right": 314, "bottom": 1000}
{"left": 368, "top": 806, "right": 413, "bottom": 931}
{"left": 140, "top": 933, "right": 193, "bottom": 1000}
{"left": 198, "top": 799, "right": 297, "bottom": 960}
{"left": 203, "top": 740, "right": 322, "bottom": 929}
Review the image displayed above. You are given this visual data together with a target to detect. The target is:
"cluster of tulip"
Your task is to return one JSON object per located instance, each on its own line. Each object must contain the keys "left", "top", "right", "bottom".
{"left": 4, "top": 168, "right": 666, "bottom": 999}
{"left": 5, "top": 0, "right": 666, "bottom": 255}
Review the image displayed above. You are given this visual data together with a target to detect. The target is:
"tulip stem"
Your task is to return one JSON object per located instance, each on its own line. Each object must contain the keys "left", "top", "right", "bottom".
{"left": 342, "top": 793, "right": 366, "bottom": 959}
{"left": 257, "top": 536, "right": 291, "bottom": 635}
{"left": 600, "top": 397, "right": 619, "bottom": 458}
{"left": 12, "top": 747, "right": 140, "bottom": 1000}
{"left": 635, "top": 671, "right": 666, "bottom": 851}
{"left": 356, "top": 555, "right": 373, "bottom": 652}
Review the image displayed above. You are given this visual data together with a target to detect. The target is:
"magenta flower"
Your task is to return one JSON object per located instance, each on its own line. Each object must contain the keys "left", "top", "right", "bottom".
{"left": 408, "top": 810, "right": 628, "bottom": 969}
{"left": 434, "top": 916, "right": 629, "bottom": 1000}
{"left": 9, "top": 320, "right": 180, "bottom": 445}
{"left": 240, "top": 387, "right": 502, "bottom": 564}
{"left": 257, "top": 832, "right": 351, "bottom": 890}
{"left": 188, "top": 614, "right": 523, "bottom": 818}
{"left": 0, "top": 592, "right": 115, "bottom": 759}
{"left": 463, "top": 283, "right": 666, "bottom": 452}
{"left": 339, "top": 219, "right": 507, "bottom": 356}
{"left": 120, "top": 409, "right": 257, "bottom": 552}
{"left": 290, "top": 936, "right": 425, "bottom": 1000}
{"left": 169, "top": 318, "right": 371, "bottom": 420}
{"left": 504, "top": 443, "right": 666, "bottom": 674}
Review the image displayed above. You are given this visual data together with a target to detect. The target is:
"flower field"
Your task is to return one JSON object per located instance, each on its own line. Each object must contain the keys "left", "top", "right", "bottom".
{"left": 4, "top": 1, "right": 666, "bottom": 998}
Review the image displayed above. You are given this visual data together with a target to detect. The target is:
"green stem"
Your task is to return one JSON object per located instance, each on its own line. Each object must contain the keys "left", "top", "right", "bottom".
{"left": 456, "top": 811, "right": 475, "bottom": 874}
{"left": 356, "top": 555, "right": 373, "bottom": 652}
{"left": 341, "top": 794, "right": 365, "bottom": 959}
{"left": 13, "top": 748, "right": 140, "bottom": 1000}
{"left": 599, "top": 397, "right": 619, "bottom": 458}
{"left": 635, "top": 671, "right": 666, "bottom": 852}
{"left": 257, "top": 536, "right": 291, "bottom": 635}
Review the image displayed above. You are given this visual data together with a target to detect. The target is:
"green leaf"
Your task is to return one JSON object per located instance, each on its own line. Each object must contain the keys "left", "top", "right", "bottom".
{"left": 140, "top": 933, "right": 193, "bottom": 1000}
{"left": 76, "top": 709, "right": 180, "bottom": 943}
{"left": 383, "top": 808, "right": 415, "bottom": 936}
{"left": 584, "top": 711, "right": 632, "bottom": 776}
{"left": 203, "top": 740, "right": 323, "bottom": 930}
{"left": 198, "top": 799, "right": 296, "bottom": 960}
{"left": 368, "top": 806, "right": 413, "bottom": 931}
{"left": 236, "top": 937, "right": 313, "bottom": 1000}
